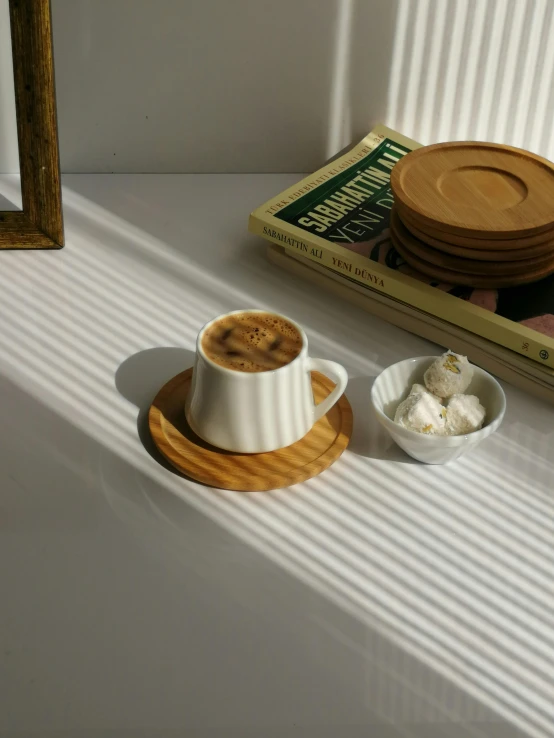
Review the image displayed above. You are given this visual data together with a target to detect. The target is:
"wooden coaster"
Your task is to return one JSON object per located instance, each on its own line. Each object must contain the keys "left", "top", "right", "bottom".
{"left": 399, "top": 206, "right": 554, "bottom": 260}
{"left": 391, "top": 228, "right": 554, "bottom": 288}
{"left": 391, "top": 208, "right": 554, "bottom": 276}
{"left": 391, "top": 142, "right": 554, "bottom": 238}
{"left": 149, "top": 368, "right": 353, "bottom": 492}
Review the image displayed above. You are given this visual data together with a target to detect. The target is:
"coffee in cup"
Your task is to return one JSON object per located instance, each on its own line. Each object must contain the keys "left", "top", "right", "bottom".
{"left": 201, "top": 311, "right": 302, "bottom": 372}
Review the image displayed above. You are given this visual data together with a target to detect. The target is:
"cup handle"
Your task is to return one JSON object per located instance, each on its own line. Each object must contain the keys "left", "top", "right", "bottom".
{"left": 307, "top": 358, "right": 348, "bottom": 422}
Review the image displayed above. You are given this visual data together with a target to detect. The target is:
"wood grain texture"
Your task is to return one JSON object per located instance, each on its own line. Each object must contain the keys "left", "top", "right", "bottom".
{"left": 391, "top": 142, "right": 554, "bottom": 239}
{"left": 149, "top": 368, "right": 353, "bottom": 492}
{"left": 0, "top": 212, "right": 59, "bottom": 248}
{"left": 399, "top": 207, "right": 554, "bottom": 260}
{"left": 391, "top": 209, "right": 554, "bottom": 276}
{"left": 391, "top": 228, "right": 554, "bottom": 288}
{"left": 2, "top": 0, "right": 63, "bottom": 249}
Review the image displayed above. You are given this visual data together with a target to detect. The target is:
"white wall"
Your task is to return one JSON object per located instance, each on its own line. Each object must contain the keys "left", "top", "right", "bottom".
{"left": 1, "top": 0, "right": 554, "bottom": 173}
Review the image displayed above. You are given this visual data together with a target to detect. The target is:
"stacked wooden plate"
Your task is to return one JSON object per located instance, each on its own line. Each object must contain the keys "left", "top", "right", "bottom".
{"left": 390, "top": 141, "right": 554, "bottom": 288}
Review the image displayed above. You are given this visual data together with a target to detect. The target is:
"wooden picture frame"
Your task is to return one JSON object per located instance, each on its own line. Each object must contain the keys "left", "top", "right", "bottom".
{"left": 1, "top": 0, "right": 63, "bottom": 249}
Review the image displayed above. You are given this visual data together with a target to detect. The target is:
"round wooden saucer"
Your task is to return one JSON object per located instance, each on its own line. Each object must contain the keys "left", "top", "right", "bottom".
{"left": 391, "top": 141, "right": 554, "bottom": 239}
{"left": 398, "top": 204, "right": 554, "bottom": 257}
{"left": 149, "top": 368, "right": 353, "bottom": 492}
{"left": 391, "top": 228, "right": 554, "bottom": 288}
{"left": 391, "top": 208, "right": 554, "bottom": 276}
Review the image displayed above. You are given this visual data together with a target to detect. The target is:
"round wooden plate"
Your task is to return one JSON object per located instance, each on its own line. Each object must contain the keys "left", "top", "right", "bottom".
{"left": 391, "top": 208, "right": 554, "bottom": 276}
{"left": 391, "top": 229, "right": 554, "bottom": 288}
{"left": 149, "top": 368, "right": 353, "bottom": 492}
{"left": 397, "top": 204, "right": 554, "bottom": 257}
{"left": 391, "top": 142, "right": 554, "bottom": 238}
{"left": 398, "top": 206, "right": 554, "bottom": 260}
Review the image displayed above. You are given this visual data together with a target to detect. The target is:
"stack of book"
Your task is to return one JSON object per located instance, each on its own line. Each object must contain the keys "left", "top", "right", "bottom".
{"left": 248, "top": 125, "right": 554, "bottom": 404}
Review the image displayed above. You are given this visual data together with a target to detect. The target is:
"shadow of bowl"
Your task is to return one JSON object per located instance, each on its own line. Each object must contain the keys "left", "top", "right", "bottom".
{"left": 346, "top": 375, "right": 418, "bottom": 464}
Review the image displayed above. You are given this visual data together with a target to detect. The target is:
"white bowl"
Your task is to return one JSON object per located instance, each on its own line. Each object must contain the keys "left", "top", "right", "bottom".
{"left": 370, "top": 356, "right": 506, "bottom": 465}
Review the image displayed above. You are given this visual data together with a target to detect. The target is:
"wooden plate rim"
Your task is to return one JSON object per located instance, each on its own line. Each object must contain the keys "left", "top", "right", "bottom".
{"left": 391, "top": 141, "right": 554, "bottom": 238}
{"left": 397, "top": 207, "right": 554, "bottom": 260}
{"left": 148, "top": 368, "right": 353, "bottom": 491}
{"left": 391, "top": 230, "right": 554, "bottom": 288}
{"left": 391, "top": 209, "right": 554, "bottom": 275}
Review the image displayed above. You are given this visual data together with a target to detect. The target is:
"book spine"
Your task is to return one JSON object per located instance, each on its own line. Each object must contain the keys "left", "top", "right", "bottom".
{"left": 268, "top": 246, "right": 554, "bottom": 405}
{"left": 284, "top": 246, "right": 554, "bottom": 380}
{"left": 249, "top": 214, "right": 554, "bottom": 369}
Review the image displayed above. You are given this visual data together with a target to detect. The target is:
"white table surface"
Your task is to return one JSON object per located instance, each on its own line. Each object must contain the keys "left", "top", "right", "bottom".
{"left": 0, "top": 174, "right": 552, "bottom": 738}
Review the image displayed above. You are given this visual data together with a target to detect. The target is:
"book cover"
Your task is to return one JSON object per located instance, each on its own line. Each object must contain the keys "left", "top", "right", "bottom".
{"left": 249, "top": 125, "right": 554, "bottom": 369}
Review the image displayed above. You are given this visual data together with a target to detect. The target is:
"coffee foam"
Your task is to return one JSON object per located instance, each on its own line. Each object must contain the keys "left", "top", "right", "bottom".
{"left": 201, "top": 312, "right": 302, "bottom": 372}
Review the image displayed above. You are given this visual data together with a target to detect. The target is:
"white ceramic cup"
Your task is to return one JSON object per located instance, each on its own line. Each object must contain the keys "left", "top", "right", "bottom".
{"left": 185, "top": 309, "right": 348, "bottom": 453}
